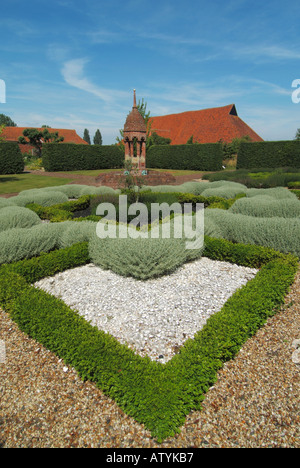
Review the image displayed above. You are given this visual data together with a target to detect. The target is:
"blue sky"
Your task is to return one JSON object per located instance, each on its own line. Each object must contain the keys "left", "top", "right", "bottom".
{"left": 0, "top": 0, "right": 300, "bottom": 144}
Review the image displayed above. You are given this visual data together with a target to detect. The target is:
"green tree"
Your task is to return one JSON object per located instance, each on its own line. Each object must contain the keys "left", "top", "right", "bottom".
{"left": 186, "top": 135, "right": 200, "bottom": 144}
{"left": 222, "top": 135, "right": 252, "bottom": 159}
{"left": 0, "top": 124, "right": 5, "bottom": 142}
{"left": 295, "top": 128, "right": 300, "bottom": 140}
{"left": 83, "top": 129, "right": 91, "bottom": 145}
{"left": 18, "top": 128, "right": 64, "bottom": 157}
{"left": 93, "top": 129, "right": 102, "bottom": 145}
{"left": 0, "top": 114, "right": 17, "bottom": 127}
{"left": 148, "top": 131, "right": 171, "bottom": 146}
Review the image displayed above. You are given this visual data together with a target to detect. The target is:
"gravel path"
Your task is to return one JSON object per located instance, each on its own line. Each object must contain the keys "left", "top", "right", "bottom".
{"left": 34, "top": 259, "right": 257, "bottom": 364}
{"left": 0, "top": 267, "right": 299, "bottom": 448}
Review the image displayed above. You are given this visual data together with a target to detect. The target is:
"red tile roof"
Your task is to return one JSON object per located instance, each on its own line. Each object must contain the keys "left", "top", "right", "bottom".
{"left": 149, "top": 104, "right": 263, "bottom": 144}
{"left": 2, "top": 127, "right": 88, "bottom": 145}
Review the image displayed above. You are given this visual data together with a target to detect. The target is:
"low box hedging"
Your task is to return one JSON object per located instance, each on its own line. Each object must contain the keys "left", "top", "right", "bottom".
{"left": 290, "top": 189, "right": 300, "bottom": 199}
{"left": 147, "top": 143, "right": 223, "bottom": 171}
{"left": 0, "top": 238, "right": 298, "bottom": 441}
{"left": 0, "top": 142, "right": 24, "bottom": 174}
{"left": 237, "top": 141, "right": 300, "bottom": 169}
{"left": 26, "top": 195, "right": 92, "bottom": 222}
{"left": 42, "top": 144, "right": 123, "bottom": 171}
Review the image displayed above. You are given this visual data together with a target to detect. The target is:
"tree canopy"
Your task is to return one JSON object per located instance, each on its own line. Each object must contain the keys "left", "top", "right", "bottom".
{"left": 93, "top": 129, "right": 102, "bottom": 145}
{"left": 0, "top": 114, "right": 17, "bottom": 127}
{"left": 18, "top": 128, "right": 64, "bottom": 156}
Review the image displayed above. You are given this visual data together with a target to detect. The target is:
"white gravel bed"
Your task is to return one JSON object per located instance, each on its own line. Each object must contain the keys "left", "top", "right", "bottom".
{"left": 34, "top": 258, "right": 258, "bottom": 363}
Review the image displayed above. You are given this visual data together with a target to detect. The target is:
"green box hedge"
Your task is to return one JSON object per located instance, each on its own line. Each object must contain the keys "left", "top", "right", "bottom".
{"left": 42, "top": 144, "right": 123, "bottom": 171}
{"left": 237, "top": 141, "right": 300, "bottom": 169}
{"left": 147, "top": 143, "right": 223, "bottom": 171}
{"left": 0, "top": 142, "right": 24, "bottom": 174}
{"left": 0, "top": 238, "right": 297, "bottom": 442}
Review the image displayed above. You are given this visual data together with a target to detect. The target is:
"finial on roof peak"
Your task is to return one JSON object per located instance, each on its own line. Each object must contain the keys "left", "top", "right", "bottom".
{"left": 133, "top": 89, "right": 137, "bottom": 108}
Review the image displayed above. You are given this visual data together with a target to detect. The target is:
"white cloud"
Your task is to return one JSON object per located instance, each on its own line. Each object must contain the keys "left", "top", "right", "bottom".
{"left": 226, "top": 44, "right": 300, "bottom": 61}
{"left": 61, "top": 58, "right": 128, "bottom": 104}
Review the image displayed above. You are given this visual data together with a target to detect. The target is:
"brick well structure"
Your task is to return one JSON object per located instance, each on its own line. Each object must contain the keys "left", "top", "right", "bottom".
{"left": 123, "top": 89, "right": 147, "bottom": 171}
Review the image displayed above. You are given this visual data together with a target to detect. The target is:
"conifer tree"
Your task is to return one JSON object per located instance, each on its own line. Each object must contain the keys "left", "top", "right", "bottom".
{"left": 83, "top": 129, "right": 91, "bottom": 145}
{"left": 93, "top": 129, "right": 102, "bottom": 145}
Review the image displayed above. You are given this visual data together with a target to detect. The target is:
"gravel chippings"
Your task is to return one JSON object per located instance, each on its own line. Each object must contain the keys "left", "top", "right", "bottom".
{"left": 34, "top": 258, "right": 257, "bottom": 363}
{"left": 0, "top": 266, "right": 299, "bottom": 448}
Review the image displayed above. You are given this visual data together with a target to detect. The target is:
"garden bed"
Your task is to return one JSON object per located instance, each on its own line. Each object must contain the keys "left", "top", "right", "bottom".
{"left": 0, "top": 180, "right": 299, "bottom": 442}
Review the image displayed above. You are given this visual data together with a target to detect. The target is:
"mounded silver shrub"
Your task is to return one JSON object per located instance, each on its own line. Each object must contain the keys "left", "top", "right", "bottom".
{"left": 0, "top": 223, "right": 65, "bottom": 264}
{"left": 143, "top": 181, "right": 210, "bottom": 194}
{"left": 58, "top": 221, "right": 97, "bottom": 248}
{"left": 143, "top": 184, "right": 187, "bottom": 193}
{"left": 10, "top": 191, "right": 69, "bottom": 207}
{"left": 37, "top": 185, "right": 86, "bottom": 198}
{"left": 246, "top": 187, "right": 297, "bottom": 200}
{"left": 177, "top": 181, "right": 211, "bottom": 195}
{"left": 0, "top": 198, "right": 15, "bottom": 209}
{"left": 201, "top": 181, "right": 248, "bottom": 199}
{"left": 89, "top": 228, "right": 188, "bottom": 280}
{"left": 82, "top": 186, "right": 117, "bottom": 196}
{"left": 0, "top": 206, "right": 41, "bottom": 232}
{"left": 229, "top": 195, "right": 300, "bottom": 218}
{"left": 205, "top": 209, "right": 300, "bottom": 256}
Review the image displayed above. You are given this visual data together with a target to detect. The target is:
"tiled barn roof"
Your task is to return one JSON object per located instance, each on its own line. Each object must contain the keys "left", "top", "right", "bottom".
{"left": 2, "top": 127, "right": 88, "bottom": 145}
{"left": 149, "top": 104, "right": 263, "bottom": 144}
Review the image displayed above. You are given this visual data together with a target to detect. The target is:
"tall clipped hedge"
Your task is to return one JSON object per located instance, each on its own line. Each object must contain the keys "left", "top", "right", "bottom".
{"left": 147, "top": 143, "right": 223, "bottom": 171}
{"left": 0, "top": 142, "right": 24, "bottom": 174}
{"left": 237, "top": 141, "right": 300, "bottom": 169}
{"left": 42, "top": 143, "right": 123, "bottom": 171}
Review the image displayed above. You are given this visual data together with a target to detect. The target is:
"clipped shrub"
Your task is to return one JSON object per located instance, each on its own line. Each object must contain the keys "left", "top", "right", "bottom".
{"left": 288, "top": 181, "right": 300, "bottom": 189}
{"left": 201, "top": 181, "right": 248, "bottom": 199}
{"left": 147, "top": 143, "right": 223, "bottom": 171}
{"left": 26, "top": 195, "right": 92, "bottom": 223}
{"left": 0, "top": 238, "right": 297, "bottom": 442}
{"left": 0, "top": 242, "right": 90, "bottom": 284}
{"left": 0, "top": 198, "right": 15, "bottom": 209}
{"left": 39, "top": 184, "right": 117, "bottom": 198}
{"left": 39, "top": 184, "right": 89, "bottom": 199}
{"left": 0, "top": 222, "right": 72, "bottom": 265}
{"left": 143, "top": 181, "right": 210, "bottom": 195}
{"left": 89, "top": 229, "right": 188, "bottom": 280}
{"left": 10, "top": 190, "right": 69, "bottom": 207}
{"left": 142, "top": 184, "right": 189, "bottom": 193}
{"left": 0, "top": 206, "right": 41, "bottom": 232}
{"left": 290, "top": 189, "right": 300, "bottom": 200}
{"left": 58, "top": 221, "right": 97, "bottom": 249}
{"left": 246, "top": 187, "right": 297, "bottom": 200}
{"left": 42, "top": 143, "right": 123, "bottom": 171}
{"left": 176, "top": 181, "right": 210, "bottom": 195}
{"left": 229, "top": 195, "right": 300, "bottom": 218}
{"left": 237, "top": 140, "right": 300, "bottom": 169}
{"left": 205, "top": 209, "right": 300, "bottom": 257}
{"left": 0, "top": 142, "right": 24, "bottom": 174}
{"left": 26, "top": 203, "right": 73, "bottom": 222}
